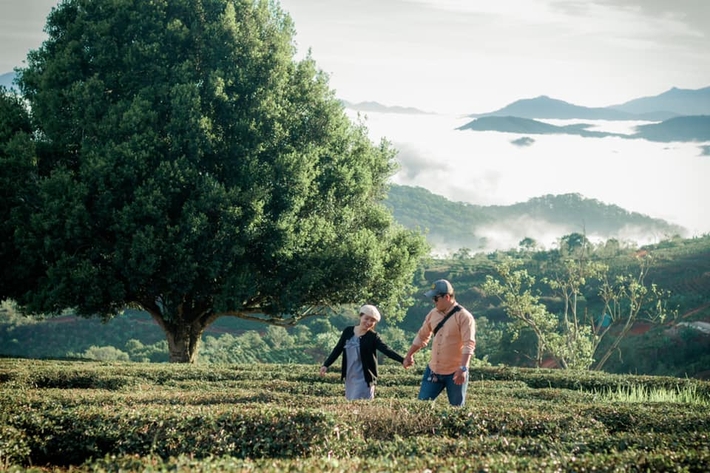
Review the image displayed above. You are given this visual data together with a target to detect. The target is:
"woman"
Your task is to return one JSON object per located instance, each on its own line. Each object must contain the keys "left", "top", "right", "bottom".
{"left": 319, "top": 304, "right": 405, "bottom": 400}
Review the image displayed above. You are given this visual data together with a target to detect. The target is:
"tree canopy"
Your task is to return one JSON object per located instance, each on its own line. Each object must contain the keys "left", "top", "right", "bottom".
{"left": 1, "top": 0, "right": 427, "bottom": 362}
{"left": 0, "top": 89, "right": 39, "bottom": 302}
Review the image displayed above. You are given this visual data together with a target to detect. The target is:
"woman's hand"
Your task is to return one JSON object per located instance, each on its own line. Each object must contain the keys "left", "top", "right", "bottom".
{"left": 319, "top": 366, "right": 327, "bottom": 376}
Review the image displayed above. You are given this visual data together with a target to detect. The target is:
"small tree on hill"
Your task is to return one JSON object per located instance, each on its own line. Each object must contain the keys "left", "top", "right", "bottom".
{"left": 543, "top": 235, "right": 606, "bottom": 370}
{"left": 484, "top": 247, "right": 674, "bottom": 371}
{"left": 592, "top": 254, "right": 674, "bottom": 371}
{"left": 1, "top": 0, "right": 427, "bottom": 362}
{"left": 482, "top": 259, "right": 561, "bottom": 368}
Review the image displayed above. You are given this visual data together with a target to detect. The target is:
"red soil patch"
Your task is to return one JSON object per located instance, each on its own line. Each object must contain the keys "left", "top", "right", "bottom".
{"left": 628, "top": 321, "right": 653, "bottom": 335}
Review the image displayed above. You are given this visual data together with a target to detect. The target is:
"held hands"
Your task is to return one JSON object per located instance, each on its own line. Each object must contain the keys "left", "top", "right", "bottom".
{"left": 403, "top": 355, "right": 415, "bottom": 369}
{"left": 319, "top": 366, "right": 327, "bottom": 377}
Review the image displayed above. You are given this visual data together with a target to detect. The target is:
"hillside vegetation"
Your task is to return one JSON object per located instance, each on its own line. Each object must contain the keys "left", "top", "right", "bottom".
{"left": 384, "top": 185, "right": 686, "bottom": 253}
{"left": 1, "top": 359, "right": 709, "bottom": 471}
{"left": 2, "top": 233, "right": 709, "bottom": 379}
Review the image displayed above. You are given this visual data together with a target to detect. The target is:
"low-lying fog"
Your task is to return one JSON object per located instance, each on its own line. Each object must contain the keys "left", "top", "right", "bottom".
{"left": 348, "top": 110, "right": 710, "bottom": 250}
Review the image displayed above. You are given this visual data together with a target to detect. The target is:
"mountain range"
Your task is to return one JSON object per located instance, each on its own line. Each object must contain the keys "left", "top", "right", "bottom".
{"left": 469, "top": 86, "right": 710, "bottom": 121}
{"left": 340, "top": 100, "right": 432, "bottom": 115}
{"left": 384, "top": 185, "right": 687, "bottom": 254}
{"left": 341, "top": 85, "right": 710, "bottom": 153}
{"left": 342, "top": 85, "right": 710, "bottom": 120}
{"left": 457, "top": 87, "right": 710, "bottom": 147}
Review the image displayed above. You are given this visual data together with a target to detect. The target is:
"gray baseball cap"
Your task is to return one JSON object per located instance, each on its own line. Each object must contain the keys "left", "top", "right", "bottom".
{"left": 424, "top": 279, "right": 454, "bottom": 298}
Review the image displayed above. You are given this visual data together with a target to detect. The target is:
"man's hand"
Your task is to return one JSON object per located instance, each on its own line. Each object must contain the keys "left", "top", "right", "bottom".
{"left": 403, "top": 355, "right": 415, "bottom": 369}
{"left": 453, "top": 368, "right": 467, "bottom": 385}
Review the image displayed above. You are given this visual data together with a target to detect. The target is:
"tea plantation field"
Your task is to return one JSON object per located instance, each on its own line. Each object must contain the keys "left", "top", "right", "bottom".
{"left": 1, "top": 358, "right": 709, "bottom": 472}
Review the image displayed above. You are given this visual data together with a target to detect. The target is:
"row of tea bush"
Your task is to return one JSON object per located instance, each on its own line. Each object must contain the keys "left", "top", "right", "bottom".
{"left": 1, "top": 358, "right": 709, "bottom": 471}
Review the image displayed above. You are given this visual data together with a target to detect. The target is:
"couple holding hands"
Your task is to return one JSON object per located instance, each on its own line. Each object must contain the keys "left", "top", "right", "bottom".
{"left": 319, "top": 279, "right": 476, "bottom": 407}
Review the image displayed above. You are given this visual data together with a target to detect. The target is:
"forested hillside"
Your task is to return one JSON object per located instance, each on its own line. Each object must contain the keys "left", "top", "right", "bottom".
{"left": 384, "top": 185, "right": 685, "bottom": 253}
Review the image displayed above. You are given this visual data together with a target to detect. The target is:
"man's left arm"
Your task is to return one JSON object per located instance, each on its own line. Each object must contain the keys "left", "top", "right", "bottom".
{"left": 454, "top": 312, "right": 476, "bottom": 385}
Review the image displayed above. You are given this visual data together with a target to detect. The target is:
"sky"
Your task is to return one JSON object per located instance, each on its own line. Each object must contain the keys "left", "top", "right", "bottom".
{"left": 277, "top": 0, "right": 710, "bottom": 114}
{"left": 2, "top": 0, "right": 709, "bottom": 114}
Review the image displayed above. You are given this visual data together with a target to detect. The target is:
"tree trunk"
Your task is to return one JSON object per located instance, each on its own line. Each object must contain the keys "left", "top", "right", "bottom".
{"left": 593, "top": 323, "right": 633, "bottom": 371}
{"left": 147, "top": 310, "right": 212, "bottom": 363}
{"left": 164, "top": 322, "right": 204, "bottom": 363}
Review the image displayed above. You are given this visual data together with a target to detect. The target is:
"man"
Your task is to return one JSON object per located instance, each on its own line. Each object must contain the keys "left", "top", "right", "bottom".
{"left": 403, "top": 279, "right": 476, "bottom": 406}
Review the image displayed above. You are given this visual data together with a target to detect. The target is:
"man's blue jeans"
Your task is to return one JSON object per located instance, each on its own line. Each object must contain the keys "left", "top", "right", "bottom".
{"left": 417, "top": 364, "right": 468, "bottom": 406}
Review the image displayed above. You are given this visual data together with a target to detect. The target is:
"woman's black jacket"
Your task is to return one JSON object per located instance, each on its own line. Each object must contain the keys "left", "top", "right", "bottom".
{"left": 322, "top": 326, "right": 404, "bottom": 386}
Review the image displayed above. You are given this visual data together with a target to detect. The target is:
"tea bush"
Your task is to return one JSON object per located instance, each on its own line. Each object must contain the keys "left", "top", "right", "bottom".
{"left": 1, "top": 359, "right": 709, "bottom": 472}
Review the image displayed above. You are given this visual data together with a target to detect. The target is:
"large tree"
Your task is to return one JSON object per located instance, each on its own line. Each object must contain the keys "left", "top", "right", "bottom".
{"left": 2, "top": 0, "right": 427, "bottom": 362}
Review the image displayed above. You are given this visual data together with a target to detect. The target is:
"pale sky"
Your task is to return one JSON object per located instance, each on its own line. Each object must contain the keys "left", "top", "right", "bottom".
{"left": 2, "top": 0, "right": 709, "bottom": 114}
{"left": 278, "top": 0, "right": 710, "bottom": 113}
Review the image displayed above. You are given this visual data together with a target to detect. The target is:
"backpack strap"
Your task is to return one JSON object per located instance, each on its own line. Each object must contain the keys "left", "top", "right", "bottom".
{"left": 433, "top": 305, "right": 461, "bottom": 335}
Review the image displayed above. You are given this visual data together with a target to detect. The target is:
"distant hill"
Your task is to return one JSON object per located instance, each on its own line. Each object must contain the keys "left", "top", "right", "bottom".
{"left": 469, "top": 86, "right": 710, "bottom": 121}
{"left": 468, "top": 96, "right": 661, "bottom": 121}
{"left": 457, "top": 114, "right": 710, "bottom": 143}
{"left": 0, "top": 72, "right": 17, "bottom": 91}
{"left": 457, "top": 116, "right": 620, "bottom": 138}
{"left": 481, "top": 193, "right": 684, "bottom": 233}
{"left": 384, "top": 185, "right": 686, "bottom": 253}
{"left": 633, "top": 115, "right": 710, "bottom": 142}
{"left": 609, "top": 86, "right": 710, "bottom": 117}
{"left": 341, "top": 100, "right": 431, "bottom": 115}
